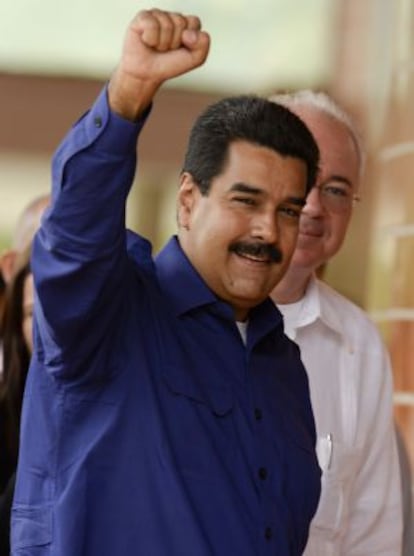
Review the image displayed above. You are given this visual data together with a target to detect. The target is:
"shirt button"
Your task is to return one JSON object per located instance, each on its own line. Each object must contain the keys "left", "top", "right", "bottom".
{"left": 254, "top": 408, "right": 262, "bottom": 421}
{"left": 258, "top": 467, "right": 268, "bottom": 480}
{"left": 264, "top": 527, "right": 273, "bottom": 540}
{"left": 94, "top": 116, "right": 103, "bottom": 128}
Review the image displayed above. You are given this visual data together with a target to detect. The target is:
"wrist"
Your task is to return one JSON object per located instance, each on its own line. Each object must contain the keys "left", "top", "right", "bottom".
{"left": 108, "top": 69, "right": 160, "bottom": 122}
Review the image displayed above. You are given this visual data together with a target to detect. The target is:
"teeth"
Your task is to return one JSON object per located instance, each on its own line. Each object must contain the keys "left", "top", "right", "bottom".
{"left": 241, "top": 254, "right": 266, "bottom": 262}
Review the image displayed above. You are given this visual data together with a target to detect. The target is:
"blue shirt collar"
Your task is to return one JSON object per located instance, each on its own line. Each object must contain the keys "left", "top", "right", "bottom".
{"left": 155, "top": 236, "right": 283, "bottom": 340}
{"left": 155, "top": 236, "right": 229, "bottom": 318}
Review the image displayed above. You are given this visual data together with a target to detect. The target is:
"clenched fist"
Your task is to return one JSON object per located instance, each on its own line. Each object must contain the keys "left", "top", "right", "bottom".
{"left": 109, "top": 9, "right": 210, "bottom": 121}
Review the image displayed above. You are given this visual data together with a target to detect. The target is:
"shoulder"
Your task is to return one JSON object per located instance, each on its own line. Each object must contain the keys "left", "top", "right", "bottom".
{"left": 126, "top": 230, "right": 155, "bottom": 274}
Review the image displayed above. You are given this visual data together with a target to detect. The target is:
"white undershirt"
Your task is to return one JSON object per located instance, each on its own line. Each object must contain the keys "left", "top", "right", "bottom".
{"left": 236, "top": 321, "right": 248, "bottom": 345}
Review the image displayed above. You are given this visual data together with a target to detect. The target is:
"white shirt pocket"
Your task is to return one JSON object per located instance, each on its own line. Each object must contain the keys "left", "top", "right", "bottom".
{"left": 311, "top": 437, "right": 360, "bottom": 537}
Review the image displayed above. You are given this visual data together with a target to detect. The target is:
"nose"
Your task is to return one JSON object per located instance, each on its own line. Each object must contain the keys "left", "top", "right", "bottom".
{"left": 302, "top": 186, "right": 324, "bottom": 217}
{"left": 251, "top": 211, "right": 278, "bottom": 243}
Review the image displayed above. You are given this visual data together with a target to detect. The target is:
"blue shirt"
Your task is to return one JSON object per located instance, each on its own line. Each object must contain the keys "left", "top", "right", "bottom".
{"left": 12, "top": 88, "right": 321, "bottom": 556}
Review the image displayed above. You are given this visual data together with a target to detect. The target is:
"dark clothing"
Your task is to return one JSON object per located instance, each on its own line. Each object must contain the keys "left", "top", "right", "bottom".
{"left": 0, "top": 406, "right": 14, "bottom": 495}
{"left": 11, "top": 87, "right": 320, "bottom": 555}
{"left": 0, "top": 472, "right": 15, "bottom": 555}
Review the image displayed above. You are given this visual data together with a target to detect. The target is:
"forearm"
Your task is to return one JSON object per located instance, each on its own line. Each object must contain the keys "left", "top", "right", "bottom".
{"left": 45, "top": 86, "right": 147, "bottom": 256}
{"left": 33, "top": 86, "right": 149, "bottom": 348}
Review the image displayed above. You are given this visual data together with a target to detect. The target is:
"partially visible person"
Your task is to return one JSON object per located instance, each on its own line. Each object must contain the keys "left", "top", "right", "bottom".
{"left": 0, "top": 194, "right": 49, "bottom": 285}
{"left": 0, "top": 195, "right": 45, "bottom": 495}
{"left": 269, "top": 90, "right": 402, "bottom": 555}
{"left": 12, "top": 9, "right": 322, "bottom": 556}
{"left": 0, "top": 194, "right": 49, "bottom": 380}
{"left": 0, "top": 247, "right": 33, "bottom": 554}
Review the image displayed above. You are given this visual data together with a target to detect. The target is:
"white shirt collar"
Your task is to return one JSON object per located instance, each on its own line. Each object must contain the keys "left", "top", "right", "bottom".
{"left": 279, "top": 274, "right": 346, "bottom": 342}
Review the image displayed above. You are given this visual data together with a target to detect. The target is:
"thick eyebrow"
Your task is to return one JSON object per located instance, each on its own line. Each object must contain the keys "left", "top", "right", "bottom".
{"left": 229, "top": 182, "right": 262, "bottom": 195}
{"left": 229, "top": 182, "right": 306, "bottom": 206}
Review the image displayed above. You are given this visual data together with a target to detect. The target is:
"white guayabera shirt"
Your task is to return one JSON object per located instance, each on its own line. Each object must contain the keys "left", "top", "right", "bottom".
{"left": 278, "top": 276, "right": 402, "bottom": 556}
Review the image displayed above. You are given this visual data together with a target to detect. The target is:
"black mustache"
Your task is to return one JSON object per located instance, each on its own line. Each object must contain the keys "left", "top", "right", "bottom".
{"left": 229, "top": 242, "right": 283, "bottom": 263}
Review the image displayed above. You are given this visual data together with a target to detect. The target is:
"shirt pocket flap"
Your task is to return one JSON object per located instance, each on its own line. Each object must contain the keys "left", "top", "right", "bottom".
{"left": 162, "top": 366, "right": 233, "bottom": 416}
{"left": 11, "top": 504, "right": 52, "bottom": 549}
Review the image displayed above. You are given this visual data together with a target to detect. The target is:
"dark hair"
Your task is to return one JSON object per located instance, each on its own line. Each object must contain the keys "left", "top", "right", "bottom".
{"left": 182, "top": 94, "right": 319, "bottom": 194}
{"left": 0, "top": 248, "right": 31, "bottom": 485}
{"left": 0, "top": 271, "right": 5, "bottom": 324}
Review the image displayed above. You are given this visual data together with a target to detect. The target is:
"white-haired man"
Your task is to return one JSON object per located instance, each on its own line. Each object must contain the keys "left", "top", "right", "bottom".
{"left": 270, "top": 90, "right": 403, "bottom": 555}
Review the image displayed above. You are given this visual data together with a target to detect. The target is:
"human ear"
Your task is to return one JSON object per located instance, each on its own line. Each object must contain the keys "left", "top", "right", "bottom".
{"left": 177, "top": 172, "right": 198, "bottom": 230}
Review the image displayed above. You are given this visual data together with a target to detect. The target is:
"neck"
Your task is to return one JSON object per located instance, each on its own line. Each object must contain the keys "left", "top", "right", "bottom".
{"left": 270, "top": 266, "right": 313, "bottom": 305}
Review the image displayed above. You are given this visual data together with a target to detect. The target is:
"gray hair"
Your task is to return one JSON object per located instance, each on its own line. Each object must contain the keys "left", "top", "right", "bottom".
{"left": 268, "top": 89, "right": 365, "bottom": 177}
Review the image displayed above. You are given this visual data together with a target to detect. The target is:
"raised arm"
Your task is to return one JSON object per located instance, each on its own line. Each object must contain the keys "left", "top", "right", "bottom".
{"left": 109, "top": 9, "right": 210, "bottom": 120}
{"left": 32, "top": 9, "right": 210, "bottom": 377}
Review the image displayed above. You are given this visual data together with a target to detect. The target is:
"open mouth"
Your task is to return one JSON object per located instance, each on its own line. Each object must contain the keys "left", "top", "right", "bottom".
{"left": 237, "top": 252, "right": 272, "bottom": 264}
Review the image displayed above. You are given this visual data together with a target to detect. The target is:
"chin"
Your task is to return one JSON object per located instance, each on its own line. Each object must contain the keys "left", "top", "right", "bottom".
{"left": 231, "top": 289, "right": 268, "bottom": 310}
{"left": 290, "top": 250, "right": 321, "bottom": 272}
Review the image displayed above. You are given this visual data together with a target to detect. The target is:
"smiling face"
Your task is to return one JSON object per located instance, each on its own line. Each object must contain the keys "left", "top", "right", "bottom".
{"left": 178, "top": 140, "right": 308, "bottom": 320}
{"left": 289, "top": 106, "right": 360, "bottom": 272}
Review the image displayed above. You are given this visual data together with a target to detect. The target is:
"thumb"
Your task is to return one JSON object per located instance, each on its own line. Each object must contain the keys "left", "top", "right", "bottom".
{"left": 181, "top": 29, "right": 210, "bottom": 65}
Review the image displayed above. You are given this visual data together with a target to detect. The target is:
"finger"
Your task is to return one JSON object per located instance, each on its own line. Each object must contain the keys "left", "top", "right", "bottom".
{"left": 169, "top": 12, "right": 188, "bottom": 50}
{"left": 134, "top": 10, "right": 203, "bottom": 52}
{"left": 136, "top": 10, "right": 162, "bottom": 48}
{"left": 148, "top": 11, "right": 201, "bottom": 52}
{"left": 181, "top": 29, "right": 210, "bottom": 67}
{"left": 148, "top": 9, "right": 175, "bottom": 52}
{"left": 185, "top": 15, "right": 202, "bottom": 32}
{"left": 136, "top": 9, "right": 177, "bottom": 51}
